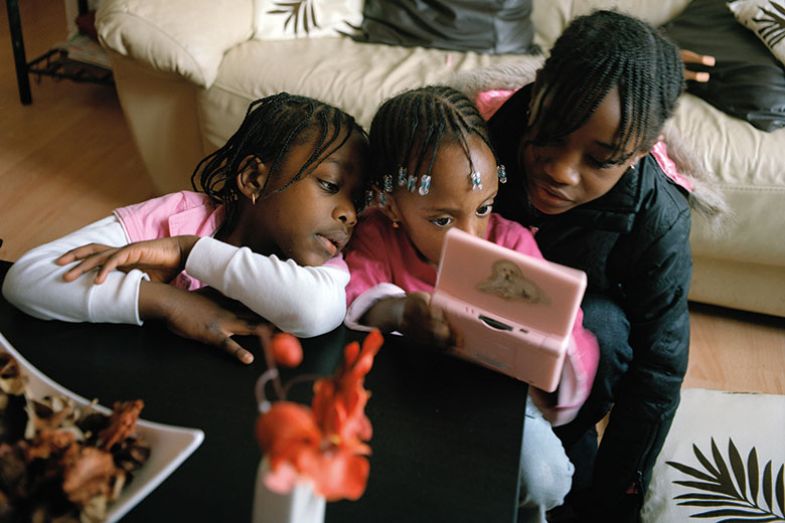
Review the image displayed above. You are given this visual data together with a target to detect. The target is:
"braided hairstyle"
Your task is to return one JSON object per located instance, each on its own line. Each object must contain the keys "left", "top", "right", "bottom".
{"left": 368, "top": 85, "right": 495, "bottom": 198}
{"left": 528, "top": 10, "right": 684, "bottom": 161}
{"left": 192, "top": 92, "right": 366, "bottom": 226}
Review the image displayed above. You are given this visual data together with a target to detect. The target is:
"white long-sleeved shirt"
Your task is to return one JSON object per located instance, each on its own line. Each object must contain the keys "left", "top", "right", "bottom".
{"left": 2, "top": 216, "right": 349, "bottom": 337}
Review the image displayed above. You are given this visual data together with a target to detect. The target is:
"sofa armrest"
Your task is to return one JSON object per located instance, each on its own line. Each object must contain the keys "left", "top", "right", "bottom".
{"left": 96, "top": 0, "right": 253, "bottom": 88}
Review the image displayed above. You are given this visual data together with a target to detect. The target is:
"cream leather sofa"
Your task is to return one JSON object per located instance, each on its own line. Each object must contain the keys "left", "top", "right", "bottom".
{"left": 96, "top": 0, "right": 785, "bottom": 317}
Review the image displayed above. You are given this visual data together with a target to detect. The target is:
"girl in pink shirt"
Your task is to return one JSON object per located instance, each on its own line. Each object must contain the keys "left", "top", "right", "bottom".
{"left": 344, "top": 86, "right": 598, "bottom": 523}
{"left": 3, "top": 94, "right": 367, "bottom": 364}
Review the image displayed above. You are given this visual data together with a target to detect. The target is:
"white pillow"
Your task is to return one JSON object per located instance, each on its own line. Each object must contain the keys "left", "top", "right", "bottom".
{"left": 253, "top": 0, "right": 363, "bottom": 40}
{"left": 727, "top": 0, "right": 785, "bottom": 66}
{"left": 642, "top": 389, "right": 785, "bottom": 523}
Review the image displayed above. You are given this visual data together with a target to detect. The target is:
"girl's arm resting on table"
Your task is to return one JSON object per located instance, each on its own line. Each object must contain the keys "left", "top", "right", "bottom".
{"left": 184, "top": 237, "right": 350, "bottom": 338}
{"left": 529, "top": 313, "right": 600, "bottom": 427}
{"left": 346, "top": 285, "right": 455, "bottom": 347}
{"left": 1, "top": 217, "right": 147, "bottom": 324}
{"left": 137, "top": 281, "right": 263, "bottom": 364}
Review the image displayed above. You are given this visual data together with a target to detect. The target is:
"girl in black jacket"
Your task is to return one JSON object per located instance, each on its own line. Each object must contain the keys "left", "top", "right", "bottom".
{"left": 488, "top": 10, "right": 690, "bottom": 522}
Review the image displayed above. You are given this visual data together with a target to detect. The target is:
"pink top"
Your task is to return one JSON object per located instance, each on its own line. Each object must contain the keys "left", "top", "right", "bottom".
{"left": 114, "top": 191, "right": 347, "bottom": 291}
{"left": 345, "top": 210, "right": 599, "bottom": 426}
{"left": 114, "top": 191, "right": 224, "bottom": 291}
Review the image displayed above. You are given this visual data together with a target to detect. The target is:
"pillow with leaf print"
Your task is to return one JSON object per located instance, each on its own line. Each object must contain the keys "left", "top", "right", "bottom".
{"left": 253, "top": 0, "right": 363, "bottom": 40}
{"left": 351, "top": 0, "right": 536, "bottom": 54}
{"left": 727, "top": 0, "right": 785, "bottom": 66}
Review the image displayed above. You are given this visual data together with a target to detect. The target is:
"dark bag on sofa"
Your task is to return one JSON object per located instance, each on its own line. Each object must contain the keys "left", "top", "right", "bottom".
{"left": 662, "top": 0, "right": 785, "bottom": 132}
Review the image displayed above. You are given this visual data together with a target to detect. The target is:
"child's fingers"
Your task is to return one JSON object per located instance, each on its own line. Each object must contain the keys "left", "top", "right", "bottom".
{"left": 430, "top": 321, "right": 453, "bottom": 349}
{"left": 62, "top": 252, "right": 116, "bottom": 282}
{"left": 684, "top": 69, "right": 710, "bottom": 83}
{"left": 94, "top": 250, "right": 139, "bottom": 283}
{"left": 56, "top": 243, "right": 113, "bottom": 265}
{"left": 217, "top": 319, "right": 268, "bottom": 365}
{"left": 220, "top": 336, "right": 254, "bottom": 365}
{"left": 680, "top": 49, "right": 715, "bottom": 67}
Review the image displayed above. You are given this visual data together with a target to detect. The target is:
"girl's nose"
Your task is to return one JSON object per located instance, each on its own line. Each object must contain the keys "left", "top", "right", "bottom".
{"left": 335, "top": 198, "right": 357, "bottom": 226}
{"left": 457, "top": 218, "right": 485, "bottom": 239}
{"left": 543, "top": 153, "right": 581, "bottom": 186}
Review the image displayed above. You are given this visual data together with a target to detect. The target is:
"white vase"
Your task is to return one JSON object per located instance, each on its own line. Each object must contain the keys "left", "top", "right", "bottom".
{"left": 252, "top": 458, "right": 326, "bottom": 523}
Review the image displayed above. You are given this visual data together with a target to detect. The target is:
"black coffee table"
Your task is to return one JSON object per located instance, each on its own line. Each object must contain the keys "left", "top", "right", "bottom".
{"left": 0, "top": 261, "right": 526, "bottom": 522}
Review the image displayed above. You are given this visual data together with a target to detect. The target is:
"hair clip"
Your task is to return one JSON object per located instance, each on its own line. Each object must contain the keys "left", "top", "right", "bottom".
{"left": 418, "top": 175, "right": 431, "bottom": 196}
{"left": 364, "top": 190, "right": 375, "bottom": 208}
{"left": 406, "top": 173, "right": 417, "bottom": 193}
{"left": 397, "top": 167, "right": 407, "bottom": 187}
{"left": 470, "top": 169, "right": 482, "bottom": 191}
{"left": 378, "top": 192, "right": 388, "bottom": 206}
{"left": 383, "top": 174, "right": 394, "bottom": 193}
{"left": 497, "top": 164, "right": 507, "bottom": 184}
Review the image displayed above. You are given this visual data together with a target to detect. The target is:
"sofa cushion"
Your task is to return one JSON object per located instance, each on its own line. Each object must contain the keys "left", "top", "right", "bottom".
{"left": 96, "top": 0, "right": 254, "bottom": 89}
{"left": 201, "top": 36, "right": 529, "bottom": 144}
{"left": 662, "top": 0, "right": 785, "bottom": 132}
{"left": 253, "top": 0, "right": 363, "bottom": 39}
{"left": 669, "top": 93, "right": 785, "bottom": 269}
{"left": 727, "top": 0, "right": 785, "bottom": 66}
{"left": 351, "top": 0, "right": 536, "bottom": 54}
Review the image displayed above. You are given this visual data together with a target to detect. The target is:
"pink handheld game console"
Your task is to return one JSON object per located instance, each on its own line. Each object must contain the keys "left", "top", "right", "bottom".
{"left": 431, "top": 228, "right": 587, "bottom": 392}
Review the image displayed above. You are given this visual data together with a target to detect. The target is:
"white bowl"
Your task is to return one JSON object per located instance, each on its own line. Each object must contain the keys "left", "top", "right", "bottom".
{"left": 0, "top": 331, "right": 204, "bottom": 523}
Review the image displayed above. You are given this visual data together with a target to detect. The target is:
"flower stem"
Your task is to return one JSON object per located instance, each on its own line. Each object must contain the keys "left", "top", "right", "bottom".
{"left": 281, "top": 373, "right": 323, "bottom": 399}
{"left": 257, "top": 325, "right": 285, "bottom": 403}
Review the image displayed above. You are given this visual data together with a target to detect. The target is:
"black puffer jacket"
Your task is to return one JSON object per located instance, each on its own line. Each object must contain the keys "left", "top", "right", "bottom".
{"left": 489, "top": 85, "right": 692, "bottom": 516}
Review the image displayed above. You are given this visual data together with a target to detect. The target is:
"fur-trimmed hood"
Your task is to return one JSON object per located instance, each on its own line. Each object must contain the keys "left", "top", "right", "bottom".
{"left": 444, "top": 58, "right": 730, "bottom": 231}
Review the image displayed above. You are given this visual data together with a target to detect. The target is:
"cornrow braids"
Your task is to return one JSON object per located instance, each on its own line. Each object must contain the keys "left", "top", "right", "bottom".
{"left": 191, "top": 92, "right": 366, "bottom": 227}
{"left": 368, "top": 85, "right": 496, "bottom": 198}
{"left": 528, "top": 10, "right": 685, "bottom": 161}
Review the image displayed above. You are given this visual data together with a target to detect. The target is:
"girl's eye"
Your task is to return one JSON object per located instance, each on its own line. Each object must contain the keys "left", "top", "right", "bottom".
{"left": 318, "top": 179, "right": 340, "bottom": 193}
{"left": 586, "top": 156, "right": 627, "bottom": 169}
{"left": 476, "top": 204, "right": 493, "bottom": 217}
{"left": 587, "top": 156, "right": 622, "bottom": 170}
{"left": 430, "top": 216, "right": 453, "bottom": 228}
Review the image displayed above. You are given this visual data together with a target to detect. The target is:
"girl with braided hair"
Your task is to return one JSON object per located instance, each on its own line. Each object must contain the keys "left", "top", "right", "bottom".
{"left": 487, "top": 10, "right": 691, "bottom": 522}
{"left": 343, "top": 85, "right": 599, "bottom": 523}
{"left": 4, "top": 93, "right": 368, "bottom": 364}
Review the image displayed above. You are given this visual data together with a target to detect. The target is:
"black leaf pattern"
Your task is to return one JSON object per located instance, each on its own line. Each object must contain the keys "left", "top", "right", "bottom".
{"left": 666, "top": 438, "right": 785, "bottom": 521}
{"left": 730, "top": 439, "right": 748, "bottom": 500}
{"left": 751, "top": 449, "right": 761, "bottom": 505}
{"left": 696, "top": 443, "right": 723, "bottom": 478}
{"left": 765, "top": 462, "right": 774, "bottom": 513}
{"left": 267, "top": 0, "right": 324, "bottom": 36}
{"left": 753, "top": 1, "right": 785, "bottom": 48}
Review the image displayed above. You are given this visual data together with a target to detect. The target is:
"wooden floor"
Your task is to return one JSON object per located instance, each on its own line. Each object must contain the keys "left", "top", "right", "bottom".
{"left": 2, "top": 1, "right": 784, "bottom": 395}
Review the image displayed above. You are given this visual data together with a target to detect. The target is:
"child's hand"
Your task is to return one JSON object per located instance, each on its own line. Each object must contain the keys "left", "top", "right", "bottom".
{"left": 399, "top": 292, "right": 457, "bottom": 349}
{"left": 680, "top": 49, "right": 715, "bottom": 83}
{"left": 139, "top": 282, "right": 263, "bottom": 365}
{"left": 57, "top": 236, "right": 200, "bottom": 284}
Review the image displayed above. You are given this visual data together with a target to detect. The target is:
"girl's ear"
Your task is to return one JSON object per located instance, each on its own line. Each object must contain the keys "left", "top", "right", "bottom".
{"left": 631, "top": 150, "right": 649, "bottom": 168}
{"left": 236, "top": 155, "right": 268, "bottom": 202}
{"left": 380, "top": 193, "right": 402, "bottom": 225}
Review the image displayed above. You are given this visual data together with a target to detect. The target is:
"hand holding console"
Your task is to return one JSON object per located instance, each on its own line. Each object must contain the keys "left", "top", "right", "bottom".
{"left": 432, "top": 228, "right": 587, "bottom": 392}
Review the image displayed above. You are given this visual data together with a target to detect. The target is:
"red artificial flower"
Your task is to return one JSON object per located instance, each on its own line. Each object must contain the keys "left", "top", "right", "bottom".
{"left": 269, "top": 333, "right": 303, "bottom": 368}
{"left": 255, "top": 330, "right": 383, "bottom": 501}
